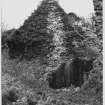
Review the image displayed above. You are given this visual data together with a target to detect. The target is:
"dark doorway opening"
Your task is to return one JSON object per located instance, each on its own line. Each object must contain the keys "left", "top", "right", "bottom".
{"left": 47, "top": 58, "right": 93, "bottom": 89}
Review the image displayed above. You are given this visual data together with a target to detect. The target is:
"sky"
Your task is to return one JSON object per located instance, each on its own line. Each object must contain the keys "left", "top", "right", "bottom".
{"left": 1, "top": 0, "right": 94, "bottom": 29}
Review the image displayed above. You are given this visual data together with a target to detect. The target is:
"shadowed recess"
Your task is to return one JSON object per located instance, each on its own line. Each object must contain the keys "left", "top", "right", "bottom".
{"left": 47, "top": 58, "right": 93, "bottom": 89}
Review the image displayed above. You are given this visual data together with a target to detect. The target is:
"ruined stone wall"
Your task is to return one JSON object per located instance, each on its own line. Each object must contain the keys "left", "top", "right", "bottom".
{"left": 93, "top": 0, "right": 103, "bottom": 40}
{"left": 46, "top": 0, "right": 67, "bottom": 66}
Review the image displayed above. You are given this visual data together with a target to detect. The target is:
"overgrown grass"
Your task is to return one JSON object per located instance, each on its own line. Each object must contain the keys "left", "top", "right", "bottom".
{"left": 2, "top": 49, "right": 103, "bottom": 105}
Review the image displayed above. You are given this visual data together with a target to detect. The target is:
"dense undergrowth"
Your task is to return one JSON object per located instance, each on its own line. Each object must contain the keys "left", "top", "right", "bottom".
{"left": 2, "top": 47, "right": 103, "bottom": 105}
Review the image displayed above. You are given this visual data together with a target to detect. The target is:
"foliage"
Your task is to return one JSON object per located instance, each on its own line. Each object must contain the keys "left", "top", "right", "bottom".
{"left": 1, "top": 0, "right": 103, "bottom": 105}
{"left": 1, "top": 29, "right": 16, "bottom": 49}
{"left": 64, "top": 14, "right": 102, "bottom": 58}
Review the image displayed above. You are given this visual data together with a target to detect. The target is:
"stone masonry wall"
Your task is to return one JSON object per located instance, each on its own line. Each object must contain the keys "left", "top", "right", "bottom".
{"left": 93, "top": 0, "right": 103, "bottom": 40}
